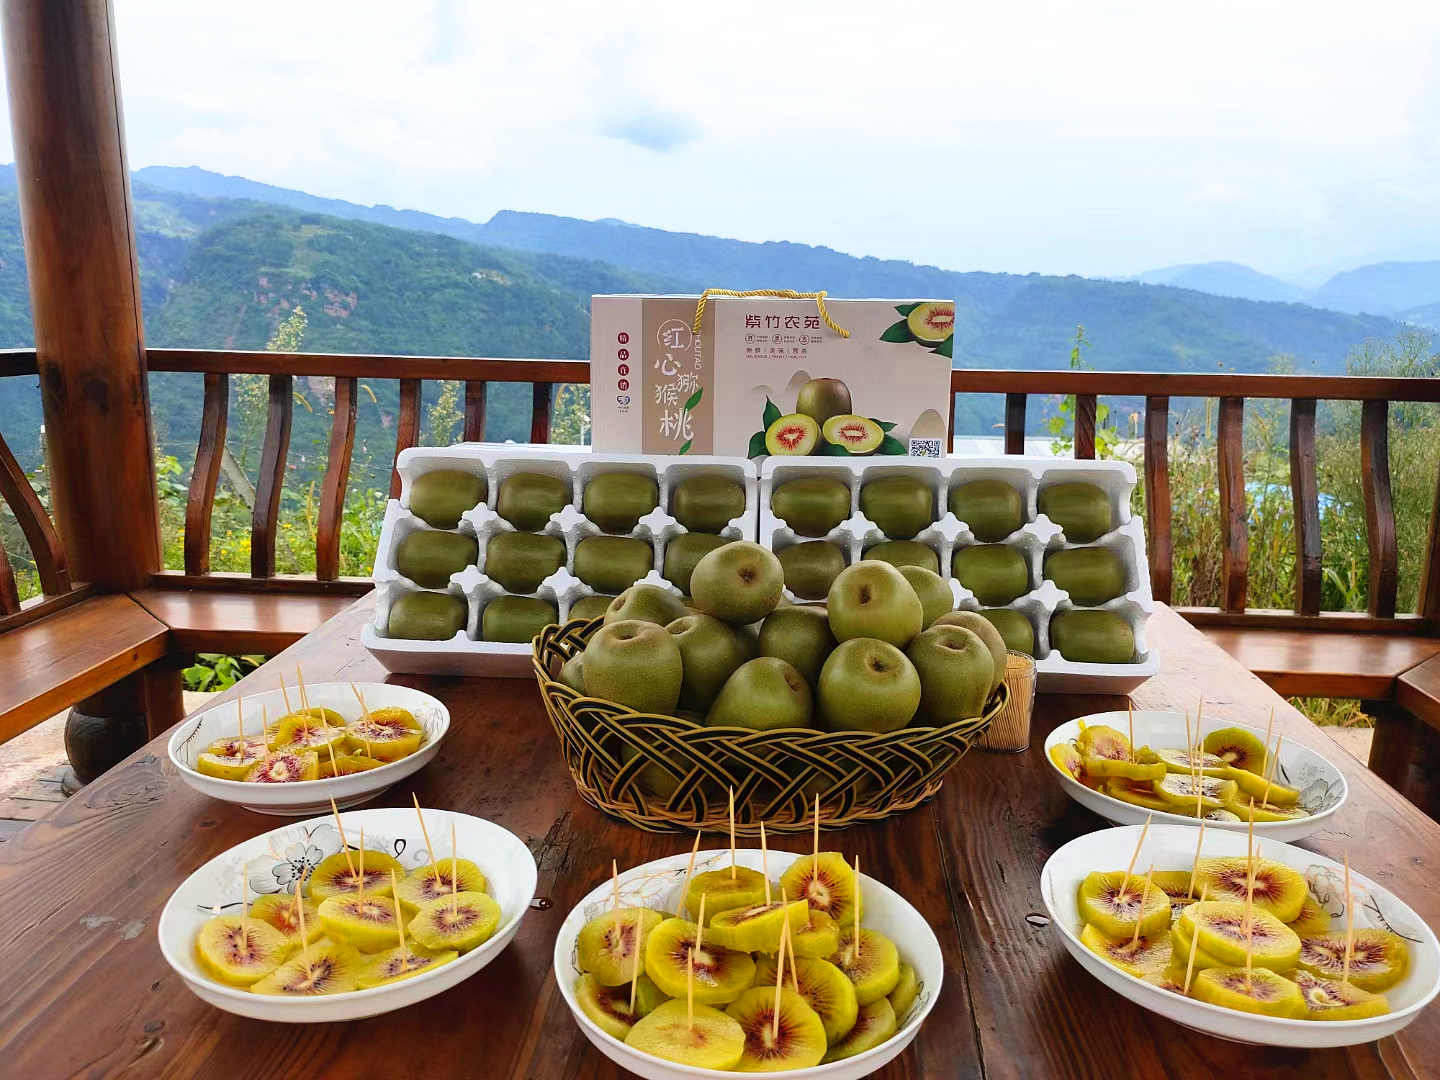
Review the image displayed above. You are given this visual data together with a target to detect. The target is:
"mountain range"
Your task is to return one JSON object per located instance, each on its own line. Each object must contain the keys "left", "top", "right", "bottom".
{"left": 0, "top": 164, "right": 1431, "bottom": 480}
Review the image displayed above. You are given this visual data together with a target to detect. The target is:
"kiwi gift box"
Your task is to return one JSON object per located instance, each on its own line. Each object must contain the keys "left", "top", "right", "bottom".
{"left": 758, "top": 455, "right": 1159, "bottom": 694}
{"left": 363, "top": 444, "right": 757, "bottom": 677}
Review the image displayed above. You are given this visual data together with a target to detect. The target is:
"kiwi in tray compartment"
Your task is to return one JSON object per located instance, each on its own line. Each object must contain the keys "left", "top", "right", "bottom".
{"left": 485, "top": 532, "right": 565, "bottom": 594}
{"left": 662, "top": 533, "right": 728, "bottom": 594}
{"left": 1037, "top": 481, "right": 1113, "bottom": 542}
{"left": 951, "top": 544, "right": 1029, "bottom": 605}
{"left": 670, "top": 474, "right": 746, "bottom": 533}
{"left": 1050, "top": 609, "right": 1135, "bottom": 664}
{"left": 481, "top": 595, "right": 558, "bottom": 643}
{"left": 583, "top": 472, "right": 660, "bottom": 533}
{"left": 496, "top": 471, "right": 570, "bottom": 530}
{"left": 1044, "top": 546, "right": 1127, "bottom": 605}
{"left": 777, "top": 540, "right": 847, "bottom": 600}
{"left": 387, "top": 591, "right": 467, "bottom": 641}
{"left": 770, "top": 477, "right": 851, "bottom": 537}
{"left": 394, "top": 530, "right": 477, "bottom": 589}
{"left": 575, "top": 535, "right": 654, "bottom": 594}
{"left": 408, "top": 469, "right": 486, "bottom": 529}
{"left": 948, "top": 477, "right": 1024, "bottom": 541}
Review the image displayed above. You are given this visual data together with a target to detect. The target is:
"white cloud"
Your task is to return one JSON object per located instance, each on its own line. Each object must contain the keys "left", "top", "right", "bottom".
{"left": 0, "top": 0, "right": 1436, "bottom": 277}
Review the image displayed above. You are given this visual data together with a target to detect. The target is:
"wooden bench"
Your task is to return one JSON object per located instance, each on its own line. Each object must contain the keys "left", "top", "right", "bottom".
{"left": 1198, "top": 626, "right": 1440, "bottom": 699}
{"left": 130, "top": 586, "right": 362, "bottom": 656}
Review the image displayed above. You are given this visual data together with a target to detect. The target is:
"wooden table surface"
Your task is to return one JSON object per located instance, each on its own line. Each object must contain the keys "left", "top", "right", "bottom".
{"left": 1, "top": 600, "right": 1436, "bottom": 1079}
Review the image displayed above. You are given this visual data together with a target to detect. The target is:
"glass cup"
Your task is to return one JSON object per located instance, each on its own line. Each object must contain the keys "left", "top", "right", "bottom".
{"left": 977, "top": 651, "right": 1037, "bottom": 752}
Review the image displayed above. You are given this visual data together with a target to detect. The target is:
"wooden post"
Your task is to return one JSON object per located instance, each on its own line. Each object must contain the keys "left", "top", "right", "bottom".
{"left": 2, "top": 0, "right": 178, "bottom": 779}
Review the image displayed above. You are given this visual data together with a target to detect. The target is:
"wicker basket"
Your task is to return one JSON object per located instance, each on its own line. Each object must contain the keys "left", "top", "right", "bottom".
{"left": 532, "top": 619, "right": 1005, "bottom": 834}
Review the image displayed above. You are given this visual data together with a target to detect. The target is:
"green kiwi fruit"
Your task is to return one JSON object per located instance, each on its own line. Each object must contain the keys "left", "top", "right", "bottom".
{"left": 864, "top": 540, "right": 940, "bottom": 574}
{"left": 822, "top": 997, "right": 897, "bottom": 1062}
{"left": 951, "top": 544, "right": 1030, "bottom": 605}
{"left": 394, "top": 530, "right": 477, "bottom": 588}
{"left": 1044, "top": 546, "right": 1127, "bottom": 605}
{"left": 481, "top": 595, "right": 557, "bottom": 643}
{"left": 662, "top": 532, "right": 728, "bottom": 593}
{"left": 706, "top": 897, "right": 809, "bottom": 953}
{"left": 888, "top": 962, "right": 921, "bottom": 1019}
{"left": 829, "top": 928, "right": 902, "bottom": 1005}
{"left": 724, "top": 986, "right": 827, "bottom": 1070}
{"left": 791, "top": 907, "right": 842, "bottom": 958}
{"left": 771, "top": 477, "right": 851, "bottom": 537}
{"left": 671, "top": 474, "right": 746, "bottom": 533}
{"left": 643, "top": 917, "right": 756, "bottom": 1004}
{"left": 577, "top": 906, "right": 666, "bottom": 985}
{"left": 496, "top": 471, "right": 569, "bottom": 530}
{"left": 584, "top": 472, "right": 660, "bottom": 533}
{"left": 752, "top": 955, "right": 860, "bottom": 1044}
{"left": 778, "top": 541, "right": 847, "bottom": 599}
{"left": 978, "top": 607, "right": 1034, "bottom": 655}
{"left": 949, "top": 478, "right": 1023, "bottom": 541}
{"left": 779, "top": 853, "right": 860, "bottom": 926}
{"left": 568, "top": 594, "right": 614, "bottom": 622}
{"left": 1037, "top": 481, "right": 1113, "bottom": 542}
{"left": 386, "top": 591, "right": 467, "bottom": 640}
{"left": 859, "top": 475, "right": 934, "bottom": 539}
{"left": 484, "top": 531, "right": 565, "bottom": 593}
{"left": 685, "top": 867, "right": 771, "bottom": 922}
{"left": 1050, "top": 609, "right": 1135, "bottom": 663}
{"left": 574, "top": 534, "right": 654, "bottom": 593}
{"left": 409, "top": 469, "right": 486, "bottom": 528}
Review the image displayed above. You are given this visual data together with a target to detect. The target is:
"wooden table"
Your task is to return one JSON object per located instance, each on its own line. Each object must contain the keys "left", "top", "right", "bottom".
{"left": 1, "top": 602, "right": 1436, "bottom": 1079}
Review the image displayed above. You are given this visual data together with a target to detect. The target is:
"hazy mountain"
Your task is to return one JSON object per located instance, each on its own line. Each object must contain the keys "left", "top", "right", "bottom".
{"left": 1311, "top": 261, "right": 1440, "bottom": 316}
{"left": 1131, "top": 262, "right": 1307, "bottom": 304}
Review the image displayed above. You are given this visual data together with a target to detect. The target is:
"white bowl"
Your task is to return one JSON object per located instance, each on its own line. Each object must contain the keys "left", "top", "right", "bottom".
{"left": 1044, "top": 710, "right": 1347, "bottom": 842}
{"left": 1041, "top": 823, "right": 1440, "bottom": 1046}
{"left": 167, "top": 682, "right": 449, "bottom": 815}
{"left": 158, "top": 807, "right": 537, "bottom": 1022}
{"left": 552, "top": 848, "right": 942, "bottom": 1080}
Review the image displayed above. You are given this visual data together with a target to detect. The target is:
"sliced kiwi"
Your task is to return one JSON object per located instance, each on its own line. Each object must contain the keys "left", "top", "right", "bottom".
{"left": 1076, "top": 871, "right": 1171, "bottom": 940}
{"left": 244, "top": 751, "right": 319, "bottom": 783}
{"left": 888, "top": 962, "right": 920, "bottom": 1021}
{"left": 195, "top": 744, "right": 265, "bottom": 780}
{"left": 1189, "top": 967, "right": 1305, "bottom": 1018}
{"left": 1079, "top": 922, "right": 1173, "bottom": 979}
{"left": 707, "top": 898, "right": 808, "bottom": 953}
{"left": 1177, "top": 901, "right": 1300, "bottom": 971}
{"left": 791, "top": 907, "right": 841, "bottom": 959}
{"left": 268, "top": 714, "right": 347, "bottom": 755}
{"left": 250, "top": 941, "right": 364, "bottom": 995}
{"left": 778, "top": 853, "right": 859, "bottom": 926}
{"left": 317, "top": 752, "right": 386, "bottom": 779}
{"left": 1223, "top": 796, "right": 1308, "bottom": 823}
{"left": 1202, "top": 726, "right": 1268, "bottom": 774}
{"left": 624, "top": 999, "right": 745, "bottom": 1069}
{"left": 1148, "top": 870, "right": 1199, "bottom": 918}
{"left": 393, "top": 858, "right": 488, "bottom": 915}
{"left": 1083, "top": 755, "right": 1166, "bottom": 781}
{"left": 643, "top": 917, "right": 755, "bottom": 1004}
{"left": 1169, "top": 923, "right": 1229, "bottom": 973}
{"left": 724, "top": 986, "right": 827, "bottom": 1070}
{"left": 684, "top": 867, "right": 770, "bottom": 922}
{"left": 1152, "top": 772, "right": 1238, "bottom": 812}
{"left": 753, "top": 955, "right": 859, "bottom": 1044}
{"left": 577, "top": 907, "right": 665, "bottom": 986}
{"left": 1195, "top": 856, "right": 1308, "bottom": 922}
{"left": 1286, "top": 893, "right": 1333, "bottom": 938}
{"left": 1203, "top": 808, "right": 1243, "bottom": 822}
{"left": 344, "top": 707, "right": 424, "bottom": 761}
{"left": 1292, "top": 970, "right": 1391, "bottom": 1020}
{"left": 822, "top": 996, "right": 897, "bottom": 1063}
{"left": 1102, "top": 777, "right": 1172, "bottom": 811}
{"left": 1297, "top": 929, "right": 1410, "bottom": 992}
{"left": 829, "top": 928, "right": 901, "bottom": 1005}
{"left": 316, "top": 894, "right": 401, "bottom": 953}
{"left": 308, "top": 849, "right": 403, "bottom": 901}
{"left": 406, "top": 890, "right": 501, "bottom": 953}
{"left": 1226, "top": 765, "right": 1300, "bottom": 806}
{"left": 194, "top": 915, "right": 290, "bottom": 986}
{"left": 248, "top": 892, "right": 322, "bottom": 950}
{"left": 1143, "top": 746, "right": 1231, "bottom": 777}
{"left": 1075, "top": 723, "right": 1130, "bottom": 761}
{"left": 356, "top": 944, "right": 457, "bottom": 988}
{"left": 575, "top": 972, "right": 668, "bottom": 1041}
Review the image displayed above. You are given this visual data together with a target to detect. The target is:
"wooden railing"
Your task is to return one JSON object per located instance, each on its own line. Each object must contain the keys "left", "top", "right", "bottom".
{"left": 4, "top": 347, "right": 1440, "bottom": 636}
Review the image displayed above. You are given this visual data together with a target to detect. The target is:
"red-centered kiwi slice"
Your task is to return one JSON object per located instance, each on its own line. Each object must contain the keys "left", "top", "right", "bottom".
{"left": 1169, "top": 923, "right": 1229, "bottom": 972}
{"left": 707, "top": 898, "right": 808, "bottom": 953}
{"left": 575, "top": 973, "right": 667, "bottom": 1041}
{"left": 268, "top": 714, "right": 347, "bottom": 755}
{"left": 643, "top": 917, "right": 756, "bottom": 1004}
{"left": 1143, "top": 746, "right": 1231, "bottom": 777}
{"left": 308, "top": 849, "right": 403, "bottom": 901}
{"left": 196, "top": 743, "right": 266, "bottom": 781}
{"left": 1292, "top": 969, "right": 1391, "bottom": 1020}
{"left": 1297, "top": 930, "right": 1410, "bottom": 992}
{"left": 1287, "top": 893, "right": 1333, "bottom": 938}
{"left": 1079, "top": 923, "right": 1173, "bottom": 979}
{"left": 684, "top": 867, "right": 770, "bottom": 922}
{"left": 393, "top": 858, "right": 489, "bottom": 915}
{"left": 206, "top": 733, "right": 270, "bottom": 758}
{"left": 407, "top": 890, "right": 501, "bottom": 953}
{"left": 1076, "top": 871, "right": 1171, "bottom": 940}
{"left": 1195, "top": 857, "right": 1308, "bottom": 922}
{"left": 1103, "top": 777, "right": 1172, "bottom": 811}
{"left": 778, "top": 853, "right": 859, "bottom": 926}
{"left": 1149, "top": 870, "right": 1200, "bottom": 917}
{"left": 724, "top": 986, "right": 827, "bottom": 1070}
{"left": 356, "top": 944, "right": 457, "bottom": 988}
{"left": 250, "top": 942, "right": 364, "bottom": 995}
{"left": 1141, "top": 969, "right": 1188, "bottom": 994}
{"left": 317, "top": 752, "right": 387, "bottom": 779}
{"left": 316, "top": 894, "right": 400, "bottom": 953}
{"left": 1227, "top": 765, "right": 1301, "bottom": 806}
{"left": 753, "top": 955, "right": 859, "bottom": 1044}
{"left": 1202, "top": 727, "right": 1268, "bottom": 774}
{"left": 1075, "top": 723, "right": 1130, "bottom": 762}
{"left": 245, "top": 751, "right": 319, "bottom": 783}
{"left": 1177, "top": 901, "right": 1300, "bottom": 970}
{"left": 791, "top": 907, "right": 841, "bottom": 958}
{"left": 1153, "top": 772, "right": 1238, "bottom": 811}
{"left": 1189, "top": 967, "right": 1305, "bottom": 1018}
{"left": 248, "top": 892, "right": 322, "bottom": 949}
{"left": 822, "top": 996, "right": 897, "bottom": 1063}
{"left": 576, "top": 907, "right": 665, "bottom": 986}
{"left": 194, "top": 915, "right": 290, "bottom": 986}
{"left": 301, "top": 706, "right": 347, "bottom": 727}
{"left": 829, "top": 928, "right": 901, "bottom": 1005}
{"left": 1223, "top": 796, "right": 1308, "bottom": 823}
{"left": 624, "top": 999, "right": 745, "bottom": 1069}
{"left": 344, "top": 707, "right": 424, "bottom": 762}
{"left": 888, "top": 962, "right": 921, "bottom": 1021}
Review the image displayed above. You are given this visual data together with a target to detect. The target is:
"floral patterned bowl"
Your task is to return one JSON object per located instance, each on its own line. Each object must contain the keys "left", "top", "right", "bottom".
{"left": 1044, "top": 710, "right": 1347, "bottom": 842}
{"left": 167, "top": 682, "right": 449, "bottom": 815}
{"left": 158, "top": 807, "right": 537, "bottom": 1022}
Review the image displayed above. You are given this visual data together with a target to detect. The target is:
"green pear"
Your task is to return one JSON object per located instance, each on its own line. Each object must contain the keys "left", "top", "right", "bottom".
{"left": 667, "top": 613, "right": 755, "bottom": 711}
{"left": 817, "top": 638, "right": 922, "bottom": 733}
{"left": 662, "top": 532, "right": 729, "bottom": 594}
{"left": 898, "top": 566, "right": 953, "bottom": 628}
{"left": 826, "top": 560, "right": 923, "bottom": 648}
{"left": 757, "top": 606, "right": 836, "bottom": 686}
{"left": 583, "top": 619, "right": 683, "bottom": 713}
{"left": 906, "top": 625, "right": 994, "bottom": 724}
{"left": 931, "top": 610, "right": 1007, "bottom": 692}
{"left": 689, "top": 541, "right": 785, "bottom": 624}
{"left": 603, "top": 584, "right": 689, "bottom": 627}
{"left": 558, "top": 653, "right": 586, "bottom": 692}
{"left": 704, "top": 657, "right": 813, "bottom": 731}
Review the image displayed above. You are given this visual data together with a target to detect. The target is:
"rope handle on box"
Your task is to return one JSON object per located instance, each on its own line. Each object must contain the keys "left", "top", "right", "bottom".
{"left": 691, "top": 288, "right": 850, "bottom": 338}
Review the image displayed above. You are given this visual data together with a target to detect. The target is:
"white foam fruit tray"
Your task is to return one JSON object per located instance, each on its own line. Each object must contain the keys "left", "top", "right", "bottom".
{"left": 363, "top": 444, "right": 757, "bottom": 677}
{"left": 758, "top": 454, "right": 1159, "bottom": 693}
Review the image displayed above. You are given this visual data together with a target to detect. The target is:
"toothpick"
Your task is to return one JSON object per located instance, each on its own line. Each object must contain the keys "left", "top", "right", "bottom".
{"left": 329, "top": 797, "right": 356, "bottom": 877}
{"left": 278, "top": 671, "right": 293, "bottom": 713}
{"left": 294, "top": 876, "right": 311, "bottom": 971}
{"left": 813, "top": 794, "right": 821, "bottom": 869}
{"left": 761, "top": 822, "right": 771, "bottom": 906}
{"left": 1118, "top": 814, "right": 1153, "bottom": 901}
{"left": 450, "top": 820, "right": 459, "bottom": 918}
{"left": 611, "top": 859, "right": 622, "bottom": 913}
{"left": 1261, "top": 735, "right": 1283, "bottom": 808}
{"left": 326, "top": 737, "right": 340, "bottom": 778}
{"left": 629, "top": 906, "right": 643, "bottom": 1014}
{"left": 1182, "top": 884, "right": 1209, "bottom": 994}
{"left": 1184, "top": 709, "right": 1193, "bottom": 767}
{"left": 260, "top": 704, "right": 270, "bottom": 743}
{"left": 781, "top": 886, "right": 799, "bottom": 993}
{"left": 728, "top": 787, "right": 737, "bottom": 881}
{"left": 358, "top": 826, "right": 366, "bottom": 901}
{"left": 297, "top": 666, "right": 310, "bottom": 712}
{"left": 390, "top": 869, "right": 408, "bottom": 967}
{"left": 1343, "top": 855, "right": 1354, "bottom": 985}
{"left": 1244, "top": 799, "right": 1257, "bottom": 991}
{"left": 1187, "top": 821, "right": 1207, "bottom": 899}
{"left": 237, "top": 695, "right": 245, "bottom": 742}
{"left": 853, "top": 855, "right": 861, "bottom": 960}
{"left": 411, "top": 793, "right": 438, "bottom": 876}
{"left": 1261, "top": 707, "right": 1274, "bottom": 775}
{"left": 352, "top": 683, "right": 373, "bottom": 722}
{"left": 1131, "top": 865, "right": 1155, "bottom": 948}
{"left": 694, "top": 894, "right": 707, "bottom": 954}
{"left": 772, "top": 909, "right": 790, "bottom": 1042}
{"left": 679, "top": 831, "right": 701, "bottom": 919}
{"left": 240, "top": 874, "right": 250, "bottom": 952}
{"left": 686, "top": 947, "right": 695, "bottom": 1031}
{"left": 1127, "top": 704, "right": 1134, "bottom": 762}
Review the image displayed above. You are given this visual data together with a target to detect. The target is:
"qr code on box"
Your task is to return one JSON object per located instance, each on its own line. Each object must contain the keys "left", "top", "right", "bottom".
{"left": 907, "top": 438, "right": 943, "bottom": 459}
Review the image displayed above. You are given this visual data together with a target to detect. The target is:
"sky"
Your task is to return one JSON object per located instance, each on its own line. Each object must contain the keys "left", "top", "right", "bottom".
{"left": 3, "top": 0, "right": 1440, "bottom": 280}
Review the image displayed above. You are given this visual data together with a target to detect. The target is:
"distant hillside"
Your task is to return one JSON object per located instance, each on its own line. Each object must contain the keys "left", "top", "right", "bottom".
{"left": 1131, "top": 262, "right": 1307, "bottom": 304}
{"left": 1311, "top": 261, "right": 1440, "bottom": 316}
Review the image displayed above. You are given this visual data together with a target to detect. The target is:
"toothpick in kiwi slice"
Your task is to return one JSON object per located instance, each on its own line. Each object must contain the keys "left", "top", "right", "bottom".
{"left": 678, "top": 830, "right": 701, "bottom": 918}
{"left": 1181, "top": 883, "right": 1210, "bottom": 994}
{"left": 329, "top": 796, "right": 356, "bottom": 878}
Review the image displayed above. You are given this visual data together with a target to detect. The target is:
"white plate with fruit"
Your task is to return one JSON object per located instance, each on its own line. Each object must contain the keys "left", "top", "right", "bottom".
{"left": 1044, "top": 710, "right": 1346, "bottom": 842}
{"left": 1041, "top": 823, "right": 1439, "bottom": 1046}
{"left": 552, "top": 844, "right": 941, "bottom": 1079}
{"left": 158, "top": 806, "right": 536, "bottom": 1022}
{"left": 168, "top": 681, "right": 449, "bottom": 815}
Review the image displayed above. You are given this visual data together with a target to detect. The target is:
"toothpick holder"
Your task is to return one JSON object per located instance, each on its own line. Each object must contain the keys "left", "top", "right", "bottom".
{"left": 977, "top": 652, "right": 1037, "bottom": 753}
